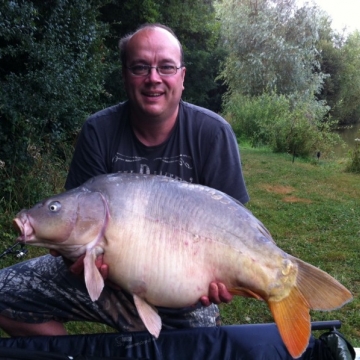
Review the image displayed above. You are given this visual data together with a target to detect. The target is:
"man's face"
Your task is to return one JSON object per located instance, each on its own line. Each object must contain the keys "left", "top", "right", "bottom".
{"left": 123, "top": 27, "right": 186, "bottom": 122}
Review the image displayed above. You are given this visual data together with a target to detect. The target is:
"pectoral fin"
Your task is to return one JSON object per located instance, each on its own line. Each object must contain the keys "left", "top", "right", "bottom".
{"left": 84, "top": 248, "right": 105, "bottom": 301}
{"left": 133, "top": 294, "right": 162, "bottom": 338}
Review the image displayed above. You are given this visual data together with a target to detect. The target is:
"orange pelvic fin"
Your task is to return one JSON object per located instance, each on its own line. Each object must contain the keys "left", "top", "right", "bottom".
{"left": 268, "top": 286, "right": 311, "bottom": 359}
{"left": 229, "top": 287, "right": 264, "bottom": 301}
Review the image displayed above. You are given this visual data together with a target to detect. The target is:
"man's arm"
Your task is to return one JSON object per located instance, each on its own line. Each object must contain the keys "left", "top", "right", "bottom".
{"left": 65, "top": 119, "right": 109, "bottom": 190}
{"left": 201, "top": 124, "right": 249, "bottom": 204}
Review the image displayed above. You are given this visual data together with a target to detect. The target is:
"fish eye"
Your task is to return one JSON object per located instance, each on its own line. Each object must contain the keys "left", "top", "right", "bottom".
{"left": 48, "top": 201, "right": 61, "bottom": 212}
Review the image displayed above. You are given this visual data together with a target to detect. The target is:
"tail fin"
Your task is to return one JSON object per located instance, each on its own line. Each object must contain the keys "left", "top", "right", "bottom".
{"left": 268, "top": 256, "right": 352, "bottom": 358}
{"left": 292, "top": 256, "right": 353, "bottom": 310}
{"left": 268, "top": 287, "right": 311, "bottom": 359}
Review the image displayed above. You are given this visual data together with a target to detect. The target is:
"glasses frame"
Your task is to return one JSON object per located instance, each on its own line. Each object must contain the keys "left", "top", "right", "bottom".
{"left": 125, "top": 65, "right": 183, "bottom": 77}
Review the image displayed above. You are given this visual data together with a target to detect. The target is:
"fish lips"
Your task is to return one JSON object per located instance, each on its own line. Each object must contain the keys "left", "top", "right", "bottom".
{"left": 13, "top": 212, "right": 35, "bottom": 242}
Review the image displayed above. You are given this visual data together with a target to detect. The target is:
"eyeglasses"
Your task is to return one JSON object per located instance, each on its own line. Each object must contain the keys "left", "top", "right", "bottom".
{"left": 125, "top": 65, "right": 183, "bottom": 77}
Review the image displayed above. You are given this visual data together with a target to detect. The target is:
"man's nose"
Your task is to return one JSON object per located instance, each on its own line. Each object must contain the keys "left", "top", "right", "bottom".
{"left": 146, "top": 67, "right": 162, "bottom": 82}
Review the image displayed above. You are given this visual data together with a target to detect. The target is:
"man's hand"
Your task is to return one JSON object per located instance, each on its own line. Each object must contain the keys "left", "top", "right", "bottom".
{"left": 200, "top": 282, "right": 233, "bottom": 306}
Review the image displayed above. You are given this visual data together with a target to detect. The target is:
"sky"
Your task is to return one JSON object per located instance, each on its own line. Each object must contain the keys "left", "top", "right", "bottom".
{"left": 302, "top": 0, "right": 360, "bottom": 33}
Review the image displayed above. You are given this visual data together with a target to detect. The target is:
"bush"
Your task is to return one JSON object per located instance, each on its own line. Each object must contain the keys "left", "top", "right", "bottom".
{"left": 0, "top": 144, "right": 70, "bottom": 244}
{"left": 223, "top": 92, "right": 290, "bottom": 147}
{"left": 346, "top": 138, "right": 360, "bottom": 173}
{"left": 223, "top": 92, "right": 342, "bottom": 157}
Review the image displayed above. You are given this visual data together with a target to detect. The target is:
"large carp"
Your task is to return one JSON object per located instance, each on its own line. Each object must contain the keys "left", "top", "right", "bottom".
{"left": 13, "top": 173, "right": 352, "bottom": 358}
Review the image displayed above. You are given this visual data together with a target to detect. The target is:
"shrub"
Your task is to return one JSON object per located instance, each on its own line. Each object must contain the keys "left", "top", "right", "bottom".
{"left": 223, "top": 92, "right": 342, "bottom": 157}
{"left": 222, "top": 92, "right": 290, "bottom": 146}
{"left": 345, "top": 138, "right": 360, "bottom": 173}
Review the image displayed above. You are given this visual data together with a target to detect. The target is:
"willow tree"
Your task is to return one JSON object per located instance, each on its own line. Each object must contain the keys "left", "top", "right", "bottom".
{"left": 215, "top": 0, "right": 342, "bottom": 157}
{"left": 215, "top": 0, "right": 326, "bottom": 97}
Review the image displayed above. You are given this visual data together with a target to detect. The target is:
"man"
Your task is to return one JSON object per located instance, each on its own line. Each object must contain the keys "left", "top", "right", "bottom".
{"left": 0, "top": 23, "right": 249, "bottom": 336}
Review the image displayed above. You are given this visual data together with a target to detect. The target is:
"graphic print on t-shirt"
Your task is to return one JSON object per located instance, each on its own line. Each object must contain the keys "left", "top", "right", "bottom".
{"left": 112, "top": 152, "right": 194, "bottom": 182}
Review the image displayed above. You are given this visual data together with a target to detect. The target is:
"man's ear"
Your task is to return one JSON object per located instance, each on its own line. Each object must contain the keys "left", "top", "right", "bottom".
{"left": 181, "top": 67, "right": 186, "bottom": 90}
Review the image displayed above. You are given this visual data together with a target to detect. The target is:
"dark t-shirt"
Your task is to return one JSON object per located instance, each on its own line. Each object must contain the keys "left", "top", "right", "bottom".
{"left": 65, "top": 100, "right": 249, "bottom": 204}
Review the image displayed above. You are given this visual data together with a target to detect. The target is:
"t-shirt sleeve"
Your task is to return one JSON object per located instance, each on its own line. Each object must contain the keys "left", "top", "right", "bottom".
{"left": 64, "top": 119, "right": 108, "bottom": 190}
{"left": 201, "top": 124, "right": 249, "bottom": 204}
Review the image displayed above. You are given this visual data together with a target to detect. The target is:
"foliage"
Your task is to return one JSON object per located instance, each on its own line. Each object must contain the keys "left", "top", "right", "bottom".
{"left": 0, "top": 147, "right": 71, "bottom": 246}
{"left": 224, "top": 92, "right": 289, "bottom": 144}
{"left": 316, "top": 14, "right": 345, "bottom": 118}
{"left": 334, "top": 31, "right": 360, "bottom": 125}
{"left": 345, "top": 138, "right": 360, "bottom": 173}
{"left": 223, "top": 91, "right": 341, "bottom": 157}
{"left": 0, "top": 0, "right": 110, "bottom": 206}
{"left": 215, "top": 0, "right": 327, "bottom": 97}
{"left": 317, "top": 24, "right": 360, "bottom": 126}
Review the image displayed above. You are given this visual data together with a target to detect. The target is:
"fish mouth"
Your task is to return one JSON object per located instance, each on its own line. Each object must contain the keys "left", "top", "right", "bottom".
{"left": 13, "top": 213, "right": 35, "bottom": 243}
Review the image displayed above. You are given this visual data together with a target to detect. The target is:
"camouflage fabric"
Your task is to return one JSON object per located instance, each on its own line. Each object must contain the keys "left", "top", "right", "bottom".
{"left": 0, "top": 255, "right": 220, "bottom": 331}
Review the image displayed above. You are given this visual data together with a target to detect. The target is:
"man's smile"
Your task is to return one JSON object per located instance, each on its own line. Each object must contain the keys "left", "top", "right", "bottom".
{"left": 143, "top": 91, "right": 164, "bottom": 97}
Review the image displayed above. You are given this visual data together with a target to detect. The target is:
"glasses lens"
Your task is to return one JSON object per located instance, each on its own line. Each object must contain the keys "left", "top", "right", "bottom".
{"left": 130, "top": 65, "right": 149, "bottom": 76}
{"left": 128, "top": 65, "right": 180, "bottom": 76}
{"left": 158, "top": 65, "right": 177, "bottom": 75}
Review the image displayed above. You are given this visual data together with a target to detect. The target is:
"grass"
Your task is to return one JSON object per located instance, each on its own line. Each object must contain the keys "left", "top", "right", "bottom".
{"left": 0, "top": 146, "right": 359, "bottom": 347}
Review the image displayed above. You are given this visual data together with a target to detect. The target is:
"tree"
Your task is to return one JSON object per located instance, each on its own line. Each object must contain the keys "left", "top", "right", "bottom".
{"left": 216, "top": 0, "right": 341, "bottom": 157}
{"left": 0, "top": 0, "right": 109, "bottom": 205}
{"left": 215, "top": 0, "right": 326, "bottom": 97}
{"left": 316, "top": 19, "right": 344, "bottom": 115}
{"left": 335, "top": 30, "right": 360, "bottom": 125}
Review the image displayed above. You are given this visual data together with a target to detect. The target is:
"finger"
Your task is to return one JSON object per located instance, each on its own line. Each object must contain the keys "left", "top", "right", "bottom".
{"left": 218, "top": 283, "right": 233, "bottom": 303}
{"left": 199, "top": 295, "right": 211, "bottom": 307}
{"left": 208, "top": 282, "right": 221, "bottom": 304}
{"left": 95, "top": 254, "right": 104, "bottom": 269}
{"left": 99, "top": 264, "right": 109, "bottom": 280}
{"left": 69, "top": 254, "right": 86, "bottom": 275}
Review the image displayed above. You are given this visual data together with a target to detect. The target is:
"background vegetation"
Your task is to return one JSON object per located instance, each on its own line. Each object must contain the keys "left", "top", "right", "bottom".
{"left": 0, "top": 0, "right": 359, "bottom": 349}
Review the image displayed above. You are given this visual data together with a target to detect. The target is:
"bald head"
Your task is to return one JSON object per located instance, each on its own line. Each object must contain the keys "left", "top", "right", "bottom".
{"left": 119, "top": 24, "right": 184, "bottom": 66}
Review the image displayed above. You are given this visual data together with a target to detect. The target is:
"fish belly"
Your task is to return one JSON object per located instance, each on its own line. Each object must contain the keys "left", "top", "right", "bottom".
{"left": 102, "top": 219, "right": 250, "bottom": 308}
